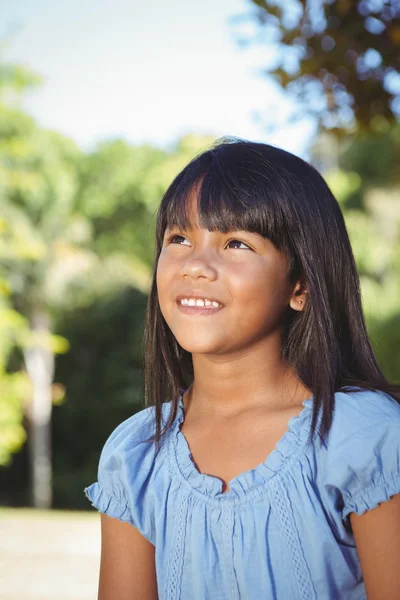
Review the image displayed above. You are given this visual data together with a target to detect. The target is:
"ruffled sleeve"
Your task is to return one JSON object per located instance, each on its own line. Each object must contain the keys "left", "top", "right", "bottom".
{"left": 84, "top": 406, "right": 158, "bottom": 543}
{"left": 323, "top": 389, "right": 400, "bottom": 524}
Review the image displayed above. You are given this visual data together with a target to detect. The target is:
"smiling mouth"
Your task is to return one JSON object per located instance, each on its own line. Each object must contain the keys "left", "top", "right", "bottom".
{"left": 176, "top": 301, "right": 224, "bottom": 316}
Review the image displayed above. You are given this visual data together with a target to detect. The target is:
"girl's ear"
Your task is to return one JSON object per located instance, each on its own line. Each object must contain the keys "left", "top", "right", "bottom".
{"left": 289, "top": 281, "right": 308, "bottom": 312}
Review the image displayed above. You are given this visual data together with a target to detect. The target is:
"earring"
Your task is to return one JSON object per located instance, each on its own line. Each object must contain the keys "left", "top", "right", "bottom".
{"left": 298, "top": 300, "right": 303, "bottom": 304}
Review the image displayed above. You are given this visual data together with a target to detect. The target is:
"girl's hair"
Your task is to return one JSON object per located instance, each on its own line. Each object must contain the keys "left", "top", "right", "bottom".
{"left": 143, "top": 138, "right": 400, "bottom": 449}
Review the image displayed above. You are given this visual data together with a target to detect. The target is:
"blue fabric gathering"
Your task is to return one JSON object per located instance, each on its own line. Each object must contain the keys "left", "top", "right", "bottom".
{"left": 85, "top": 388, "right": 400, "bottom": 599}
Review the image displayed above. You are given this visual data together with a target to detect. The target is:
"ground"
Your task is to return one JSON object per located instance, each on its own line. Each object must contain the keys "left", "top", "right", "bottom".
{"left": 0, "top": 508, "right": 100, "bottom": 600}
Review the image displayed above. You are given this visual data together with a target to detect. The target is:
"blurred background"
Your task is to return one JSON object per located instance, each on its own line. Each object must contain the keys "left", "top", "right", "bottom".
{"left": 0, "top": 0, "right": 399, "bottom": 598}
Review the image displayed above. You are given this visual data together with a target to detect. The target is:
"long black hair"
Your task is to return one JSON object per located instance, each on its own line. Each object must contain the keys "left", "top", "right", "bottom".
{"left": 143, "top": 138, "right": 400, "bottom": 449}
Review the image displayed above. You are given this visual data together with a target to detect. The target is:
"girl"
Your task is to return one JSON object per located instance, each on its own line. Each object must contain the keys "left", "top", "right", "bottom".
{"left": 85, "top": 139, "right": 400, "bottom": 600}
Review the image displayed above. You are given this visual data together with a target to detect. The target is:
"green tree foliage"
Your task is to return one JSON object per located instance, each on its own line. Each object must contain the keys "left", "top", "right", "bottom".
{"left": 0, "top": 275, "right": 30, "bottom": 466}
{"left": 314, "top": 127, "right": 400, "bottom": 383}
{"left": 0, "top": 59, "right": 41, "bottom": 466}
{"left": 0, "top": 56, "right": 216, "bottom": 505}
{"left": 243, "top": 0, "right": 400, "bottom": 133}
{"left": 76, "top": 134, "right": 215, "bottom": 271}
{"left": 49, "top": 133, "right": 217, "bottom": 508}
{"left": 0, "top": 56, "right": 88, "bottom": 504}
{"left": 52, "top": 286, "right": 148, "bottom": 508}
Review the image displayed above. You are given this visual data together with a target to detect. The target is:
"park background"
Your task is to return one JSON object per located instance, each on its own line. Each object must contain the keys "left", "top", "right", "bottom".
{"left": 1, "top": 0, "right": 399, "bottom": 598}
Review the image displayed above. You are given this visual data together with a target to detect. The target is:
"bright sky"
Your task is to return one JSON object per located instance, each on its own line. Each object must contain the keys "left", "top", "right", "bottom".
{"left": 2, "top": 0, "right": 316, "bottom": 156}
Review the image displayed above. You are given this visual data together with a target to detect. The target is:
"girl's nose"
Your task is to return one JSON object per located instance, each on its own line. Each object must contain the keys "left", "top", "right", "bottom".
{"left": 180, "top": 252, "right": 218, "bottom": 280}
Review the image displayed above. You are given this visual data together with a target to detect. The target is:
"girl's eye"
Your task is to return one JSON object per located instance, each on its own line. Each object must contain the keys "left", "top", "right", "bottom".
{"left": 226, "top": 239, "right": 251, "bottom": 250}
{"left": 166, "top": 234, "right": 251, "bottom": 250}
{"left": 168, "top": 234, "right": 190, "bottom": 245}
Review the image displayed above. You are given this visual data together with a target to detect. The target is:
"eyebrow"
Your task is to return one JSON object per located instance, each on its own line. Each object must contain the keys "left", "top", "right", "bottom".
{"left": 164, "top": 227, "right": 267, "bottom": 245}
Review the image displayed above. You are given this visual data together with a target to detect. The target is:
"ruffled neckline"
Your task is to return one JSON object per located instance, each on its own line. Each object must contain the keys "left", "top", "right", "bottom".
{"left": 169, "top": 388, "right": 315, "bottom": 503}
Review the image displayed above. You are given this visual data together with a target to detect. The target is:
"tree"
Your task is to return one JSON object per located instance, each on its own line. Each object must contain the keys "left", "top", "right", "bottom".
{"left": 0, "top": 57, "right": 91, "bottom": 507}
{"left": 76, "top": 134, "right": 216, "bottom": 270}
{"left": 49, "top": 133, "right": 217, "bottom": 509}
{"left": 0, "top": 277, "right": 30, "bottom": 466}
{"left": 0, "top": 60, "right": 40, "bottom": 468}
{"left": 312, "top": 127, "right": 400, "bottom": 383}
{"left": 0, "top": 58, "right": 216, "bottom": 508}
{"left": 240, "top": 0, "right": 400, "bottom": 134}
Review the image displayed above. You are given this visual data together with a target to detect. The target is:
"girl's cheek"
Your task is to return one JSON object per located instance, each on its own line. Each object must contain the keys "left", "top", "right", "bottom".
{"left": 158, "top": 251, "right": 177, "bottom": 269}
{"left": 157, "top": 254, "right": 170, "bottom": 276}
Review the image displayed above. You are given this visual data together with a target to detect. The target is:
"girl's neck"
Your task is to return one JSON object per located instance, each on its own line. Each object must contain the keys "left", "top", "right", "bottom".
{"left": 183, "top": 366, "right": 312, "bottom": 423}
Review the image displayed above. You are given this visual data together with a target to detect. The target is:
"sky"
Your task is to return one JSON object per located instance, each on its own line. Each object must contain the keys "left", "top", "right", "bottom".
{"left": 2, "top": 0, "right": 316, "bottom": 156}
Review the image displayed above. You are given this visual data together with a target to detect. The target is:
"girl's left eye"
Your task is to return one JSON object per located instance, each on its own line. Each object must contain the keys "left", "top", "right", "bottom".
{"left": 226, "top": 239, "right": 251, "bottom": 250}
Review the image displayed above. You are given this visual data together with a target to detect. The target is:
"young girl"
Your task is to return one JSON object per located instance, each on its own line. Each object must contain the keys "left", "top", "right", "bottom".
{"left": 85, "top": 139, "right": 400, "bottom": 600}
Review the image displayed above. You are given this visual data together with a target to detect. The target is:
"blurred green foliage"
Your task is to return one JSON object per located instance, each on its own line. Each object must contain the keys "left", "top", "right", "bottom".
{"left": 315, "top": 127, "right": 400, "bottom": 382}
{"left": 243, "top": 0, "right": 400, "bottom": 133}
{"left": 0, "top": 51, "right": 398, "bottom": 507}
{"left": 0, "top": 55, "right": 215, "bottom": 504}
{"left": 0, "top": 281, "right": 30, "bottom": 465}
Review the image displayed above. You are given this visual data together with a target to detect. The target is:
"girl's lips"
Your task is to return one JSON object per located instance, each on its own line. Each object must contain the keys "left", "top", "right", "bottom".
{"left": 176, "top": 301, "right": 224, "bottom": 316}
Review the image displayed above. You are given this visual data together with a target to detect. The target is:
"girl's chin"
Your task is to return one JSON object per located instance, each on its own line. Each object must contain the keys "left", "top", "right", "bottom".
{"left": 177, "top": 341, "right": 224, "bottom": 355}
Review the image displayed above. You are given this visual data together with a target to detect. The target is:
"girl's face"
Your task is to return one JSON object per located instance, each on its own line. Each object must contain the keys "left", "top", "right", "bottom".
{"left": 156, "top": 193, "right": 297, "bottom": 357}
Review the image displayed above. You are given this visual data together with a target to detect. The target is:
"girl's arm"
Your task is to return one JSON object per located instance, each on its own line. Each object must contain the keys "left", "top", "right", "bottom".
{"left": 98, "top": 513, "right": 158, "bottom": 600}
{"left": 350, "top": 493, "right": 400, "bottom": 600}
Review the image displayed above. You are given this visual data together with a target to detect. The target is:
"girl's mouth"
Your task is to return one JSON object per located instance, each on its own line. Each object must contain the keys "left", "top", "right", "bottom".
{"left": 176, "top": 301, "right": 224, "bottom": 316}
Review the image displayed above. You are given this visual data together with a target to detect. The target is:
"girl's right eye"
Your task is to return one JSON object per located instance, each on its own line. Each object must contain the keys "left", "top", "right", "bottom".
{"left": 167, "top": 234, "right": 190, "bottom": 245}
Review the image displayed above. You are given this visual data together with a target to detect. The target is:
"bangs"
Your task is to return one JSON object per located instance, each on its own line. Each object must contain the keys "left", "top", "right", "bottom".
{"left": 156, "top": 144, "right": 294, "bottom": 254}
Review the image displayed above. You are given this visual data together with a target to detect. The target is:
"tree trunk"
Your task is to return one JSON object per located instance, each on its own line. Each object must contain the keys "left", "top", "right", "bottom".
{"left": 24, "top": 311, "right": 55, "bottom": 509}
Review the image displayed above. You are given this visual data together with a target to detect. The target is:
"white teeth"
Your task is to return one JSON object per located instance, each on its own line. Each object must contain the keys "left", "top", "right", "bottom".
{"left": 179, "top": 298, "right": 221, "bottom": 308}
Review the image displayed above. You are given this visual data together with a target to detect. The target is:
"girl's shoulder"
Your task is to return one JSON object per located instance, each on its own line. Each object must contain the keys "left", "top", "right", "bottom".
{"left": 328, "top": 387, "right": 400, "bottom": 440}
{"left": 98, "top": 400, "right": 174, "bottom": 460}
{"left": 321, "top": 387, "right": 400, "bottom": 461}
{"left": 319, "top": 388, "right": 400, "bottom": 521}
{"left": 84, "top": 400, "right": 175, "bottom": 544}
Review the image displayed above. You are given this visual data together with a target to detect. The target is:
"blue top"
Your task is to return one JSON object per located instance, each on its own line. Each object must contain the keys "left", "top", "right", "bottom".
{"left": 85, "top": 388, "right": 400, "bottom": 600}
